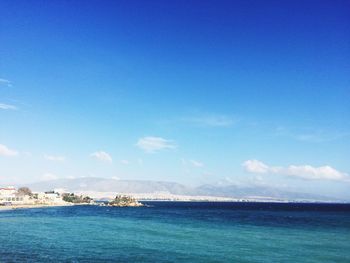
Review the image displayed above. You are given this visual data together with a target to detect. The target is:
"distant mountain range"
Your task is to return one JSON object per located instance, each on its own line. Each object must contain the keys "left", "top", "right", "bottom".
{"left": 28, "top": 177, "right": 192, "bottom": 195}
{"left": 26, "top": 177, "right": 337, "bottom": 202}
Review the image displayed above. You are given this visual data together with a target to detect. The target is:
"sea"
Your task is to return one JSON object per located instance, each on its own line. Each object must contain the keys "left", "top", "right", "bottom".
{"left": 0, "top": 202, "right": 349, "bottom": 262}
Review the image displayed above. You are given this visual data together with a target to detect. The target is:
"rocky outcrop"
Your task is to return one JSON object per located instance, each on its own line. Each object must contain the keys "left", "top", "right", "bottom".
{"left": 108, "top": 195, "right": 143, "bottom": 207}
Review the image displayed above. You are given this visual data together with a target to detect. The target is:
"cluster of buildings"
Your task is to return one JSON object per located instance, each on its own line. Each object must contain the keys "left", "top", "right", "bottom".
{"left": 0, "top": 187, "right": 66, "bottom": 206}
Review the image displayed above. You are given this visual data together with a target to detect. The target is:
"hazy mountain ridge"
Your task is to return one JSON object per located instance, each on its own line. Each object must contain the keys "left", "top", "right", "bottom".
{"left": 26, "top": 177, "right": 337, "bottom": 202}
{"left": 28, "top": 178, "right": 194, "bottom": 195}
{"left": 194, "top": 184, "right": 330, "bottom": 201}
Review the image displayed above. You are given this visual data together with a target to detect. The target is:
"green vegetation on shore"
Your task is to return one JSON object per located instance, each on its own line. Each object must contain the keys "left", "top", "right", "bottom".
{"left": 109, "top": 195, "right": 143, "bottom": 207}
{"left": 62, "top": 193, "right": 93, "bottom": 204}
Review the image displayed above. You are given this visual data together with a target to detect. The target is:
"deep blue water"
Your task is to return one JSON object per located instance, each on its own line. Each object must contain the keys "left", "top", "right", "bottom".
{"left": 1, "top": 202, "right": 350, "bottom": 262}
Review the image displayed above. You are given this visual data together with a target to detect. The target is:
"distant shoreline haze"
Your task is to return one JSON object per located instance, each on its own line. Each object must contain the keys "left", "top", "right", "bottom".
{"left": 18, "top": 177, "right": 345, "bottom": 203}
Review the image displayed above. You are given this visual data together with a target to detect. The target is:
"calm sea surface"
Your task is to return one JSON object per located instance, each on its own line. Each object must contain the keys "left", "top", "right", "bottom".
{"left": 0, "top": 202, "right": 349, "bottom": 262}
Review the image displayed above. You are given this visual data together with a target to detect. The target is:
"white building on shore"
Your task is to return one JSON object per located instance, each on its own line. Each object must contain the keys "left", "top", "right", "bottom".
{"left": 0, "top": 187, "right": 66, "bottom": 206}
{"left": 36, "top": 191, "right": 67, "bottom": 205}
{"left": 0, "top": 187, "right": 32, "bottom": 205}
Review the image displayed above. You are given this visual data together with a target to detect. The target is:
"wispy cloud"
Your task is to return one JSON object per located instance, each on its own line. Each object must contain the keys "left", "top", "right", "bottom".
{"left": 120, "top": 159, "right": 130, "bottom": 165}
{"left": 44, "top": 154, "right": 66, "bottom": 162}
{"left": 275, "top": 126, "right": 349, "bottom": 143}
{"left": 181, "top": 158, "right": 204, "bottom": 175}
{"left": 294, "top": 132, "right": 350, "bottom": 143}
{"left": 182, "top": 114, "right": 235, "bottom": 127}
{"left": 0, "top": 144, "right": 18, "bottom": 157}
{"left": 136, "top": 136, "right": 176, "bottom": 153}
{"left": 90, "top": 151, "right": 113, "bottom": 162}
{"left": 243, "top": 159, "right": 349, "bottom": 182}
{"left": 0, "top": 78, "right": 12, "bottom": 87}
{"left": 189, "top": 160, "right": 204, "bottom": 167}
{"left": 0, "top": 103, "right": 17, "bottom": 110}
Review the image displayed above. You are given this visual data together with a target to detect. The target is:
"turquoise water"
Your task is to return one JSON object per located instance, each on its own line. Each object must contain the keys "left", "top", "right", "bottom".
{"left": 0, "top": 202, "right": 350, "bottom": 262}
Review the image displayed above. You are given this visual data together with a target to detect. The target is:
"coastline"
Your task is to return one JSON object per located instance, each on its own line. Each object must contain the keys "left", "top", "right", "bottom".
{"left": 0, "top": 203, "right": 73, "bottom": 211}
{"left": 1, "top": 200, "right": 348, "bottom": 212}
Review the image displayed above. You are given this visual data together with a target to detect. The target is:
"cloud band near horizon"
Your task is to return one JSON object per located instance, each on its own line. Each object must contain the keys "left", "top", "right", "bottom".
{"left": 243, "top": 159, "right": 349, "bottom": 182}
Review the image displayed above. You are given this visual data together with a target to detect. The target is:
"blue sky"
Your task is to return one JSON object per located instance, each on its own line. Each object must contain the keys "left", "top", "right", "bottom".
{"left": 1, "top": 0, "right": 349, "bottom": 199}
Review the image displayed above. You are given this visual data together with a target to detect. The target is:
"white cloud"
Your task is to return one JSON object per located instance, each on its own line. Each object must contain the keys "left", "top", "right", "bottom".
{"left": 0, "top": 78, "right": 12, "bottom": 87}
{"left": 242, "top": 160, "right": 269, "bottom": 173}
{"left": 190, "top": 160, "right": 204, "bottom": 168}
{"left": 90, "top": 151, "right": 113, "bottom": 162}
{"left": 243, "top": 159, "right": 348, "bottom": 182}
{"left": 44, "top": 154, "right": 66, "bottom": 162}
{"left": 0, "top": 144, "right": 18, "bottom": 157}
{"left": 281, "top": 165, "right": 346, "bottom": 181}
{"left": 182, "top": 114, "right": 234, "bottom": 127}
{"left": 136, "top": 136, "right": 176, "bottom": 153}
{"left": 0, "top": 103, "right": 17, "bottom": 110}
{"left": 120, "top": 159, "right": 130, "bottom": 165}
{"left": 41, "top": 173, "right": 58, "bottom": 181}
